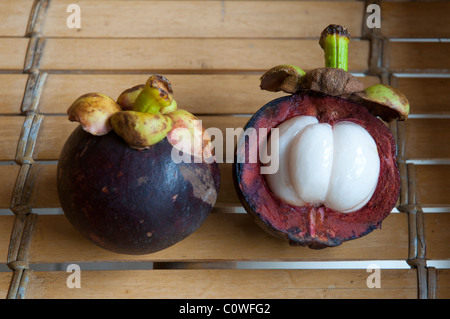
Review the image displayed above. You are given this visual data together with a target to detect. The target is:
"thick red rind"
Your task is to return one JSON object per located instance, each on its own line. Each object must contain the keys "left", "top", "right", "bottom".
{"left": 233, "top": 92, "right": 400, "bottom": 249}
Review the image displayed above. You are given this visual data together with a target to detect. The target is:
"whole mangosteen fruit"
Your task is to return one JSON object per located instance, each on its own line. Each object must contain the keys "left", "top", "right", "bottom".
{"left": 233, "top": 25, "right": 409, "bottom": 249}
{"left": 58, "top": 75, "right": 220, "bottom": 255}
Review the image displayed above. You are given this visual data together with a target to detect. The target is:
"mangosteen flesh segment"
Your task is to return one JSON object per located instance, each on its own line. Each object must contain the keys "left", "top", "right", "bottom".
{"left": 263, "top": 116, "right": 380, "bottom": 213}
{"left": 57, "top": 126, "right": 220, "bottom": 255}
{"left": 233, "top": 93, "right": 400, "bottom": 249}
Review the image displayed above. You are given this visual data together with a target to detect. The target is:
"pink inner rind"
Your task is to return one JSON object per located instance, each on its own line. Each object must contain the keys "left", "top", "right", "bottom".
{"left": 235, "top": 93, "right": 400, "bottom": 248}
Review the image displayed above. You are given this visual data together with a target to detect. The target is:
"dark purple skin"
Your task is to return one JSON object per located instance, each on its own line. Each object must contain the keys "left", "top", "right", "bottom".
{"left": 57, "top": 126, "right": 220, "bottom": 255}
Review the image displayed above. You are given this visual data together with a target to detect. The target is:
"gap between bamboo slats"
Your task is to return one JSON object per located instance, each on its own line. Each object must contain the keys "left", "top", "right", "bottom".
{"left": 22, "top": 268, "right": 419, "bottom": 299}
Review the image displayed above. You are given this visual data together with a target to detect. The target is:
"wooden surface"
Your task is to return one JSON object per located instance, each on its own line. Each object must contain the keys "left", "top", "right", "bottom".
{"left": 24, "top": 269, "right": 418, "bottom": 299}
{"left": 0, "top": 0, "right": 449, "bottom": 300}
{"left": 42, "top": 1, "right": 365, "bottom": 38}
{"left": 26, "top": 212, "right": 408, "bottom": 264}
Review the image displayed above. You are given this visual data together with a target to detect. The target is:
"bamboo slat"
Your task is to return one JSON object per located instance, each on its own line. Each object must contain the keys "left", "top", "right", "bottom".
{"left": 0, "top": 75, "right": 28, "bottom": 114}
{"left": 26, "top": 212, "right": 408, "bottom": 264}
{"left": 38, "top": 74, "right": 380, "bottom": 114}
{"left": 0, "top": 272, "right": 12, "bottom": 299}
{"left": 415, "top": 165, "right": 450, "bottom": 207}
{"left": 0, "top": 38, "right": 29, "bottom": 71}
{"left": 39, "top": 38, "right": 370, "bottom": 73}
{"left": 381, "top": 2, "right": 450, "bottom": 38}
{"left": 23, "top": 268, "right": 418, "bottom": 299}
{"left": 424, "top": 214, "right": 450, "bottom": 261}
{"left": 33, "top": 115, "right": 250, "bottom": 160}
{"left": 0, "top": 165, "right": 21, "bottom": 209}
{"left": 405, "top": 119, "right": 450, "bottom": 160}
{"left": 437, "top": 269, "right": 450, "bottom": 299}
{"left": 388, "top": 42, "right": 450, "bottom": 73}
{"left": 30, "top": 116, "right": 450, "bottom": 162}
{"left": 26, "top": 164, "right": 450, "bottom": 210}
{"left": 0, "top": 1, "right": 34, "bottom": 37}
{"left": 216, "top": 163, "right": 239, "bottom": 205}
{"left": 393, "top": 77, "right": 450, "bottom": 115}
{"left": 0, "top": 216, "right": 15, "bottom": 264}
{"left": 42, "top": 1, "right": 364, "bottom": 39}
{"left": 27, "top": 164, "right": 58, "bottom": 208}
{"left": 38, "top": 74, "right": 285, "bottom": 115}
{"left": 32, "top": 117, "right": 78, "bottom": 160}
{"left": 0, "top": 117, "right": 27, "bottom": 161}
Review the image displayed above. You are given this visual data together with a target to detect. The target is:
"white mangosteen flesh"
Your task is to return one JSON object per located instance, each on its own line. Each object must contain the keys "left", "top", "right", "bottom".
{"left": 264, "top": 115, "right": 380, "bottom": 213}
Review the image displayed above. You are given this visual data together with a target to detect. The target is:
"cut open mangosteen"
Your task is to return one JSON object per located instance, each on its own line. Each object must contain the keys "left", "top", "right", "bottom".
{"left": 233, "top": 25, "right": 409, "bottom": 249}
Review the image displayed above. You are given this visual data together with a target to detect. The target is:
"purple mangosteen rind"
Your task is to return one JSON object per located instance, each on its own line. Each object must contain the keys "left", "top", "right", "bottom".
{"left": 233, "top": 91, "right": 401, "bottom": 249}
{"left": 58, "top": 126, "right": 220, "bottom": 255}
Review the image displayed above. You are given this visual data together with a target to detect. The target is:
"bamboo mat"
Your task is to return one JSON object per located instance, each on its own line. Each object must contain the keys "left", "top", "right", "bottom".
{"left": 0, "top": 0, "right": 449, "bottom": 299}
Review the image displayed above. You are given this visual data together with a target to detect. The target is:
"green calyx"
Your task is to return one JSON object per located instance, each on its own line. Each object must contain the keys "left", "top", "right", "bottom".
{"left": 260, "top": 64, "right": 306, "bottom": 93}
{"left": 110, "top": 111, "right": 173, "bottom": 149}
{"left": 113, "top": 74, "right": 180, "bottom": 149}
{"left": 67, "top": 93, "right": 122, "bottom": 136}
{"left": 258, "top": 24, "right": 410, "bottom": 122}
{"left": 68, "top": 74, "right": 204, "bottom": 151}
{"left": 352, "top": 84, "right": 410, "bottom": 122}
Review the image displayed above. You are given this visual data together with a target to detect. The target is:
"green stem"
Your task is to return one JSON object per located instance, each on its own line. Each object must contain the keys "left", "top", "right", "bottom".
{"left": 133, "top": 75, "right": 174, "bottom": 114}
{"left": 319, "top": 25, "right": 350, "bottom": 72}
{"left": 133, "top": 86, "right": 165, "bottom": 114}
